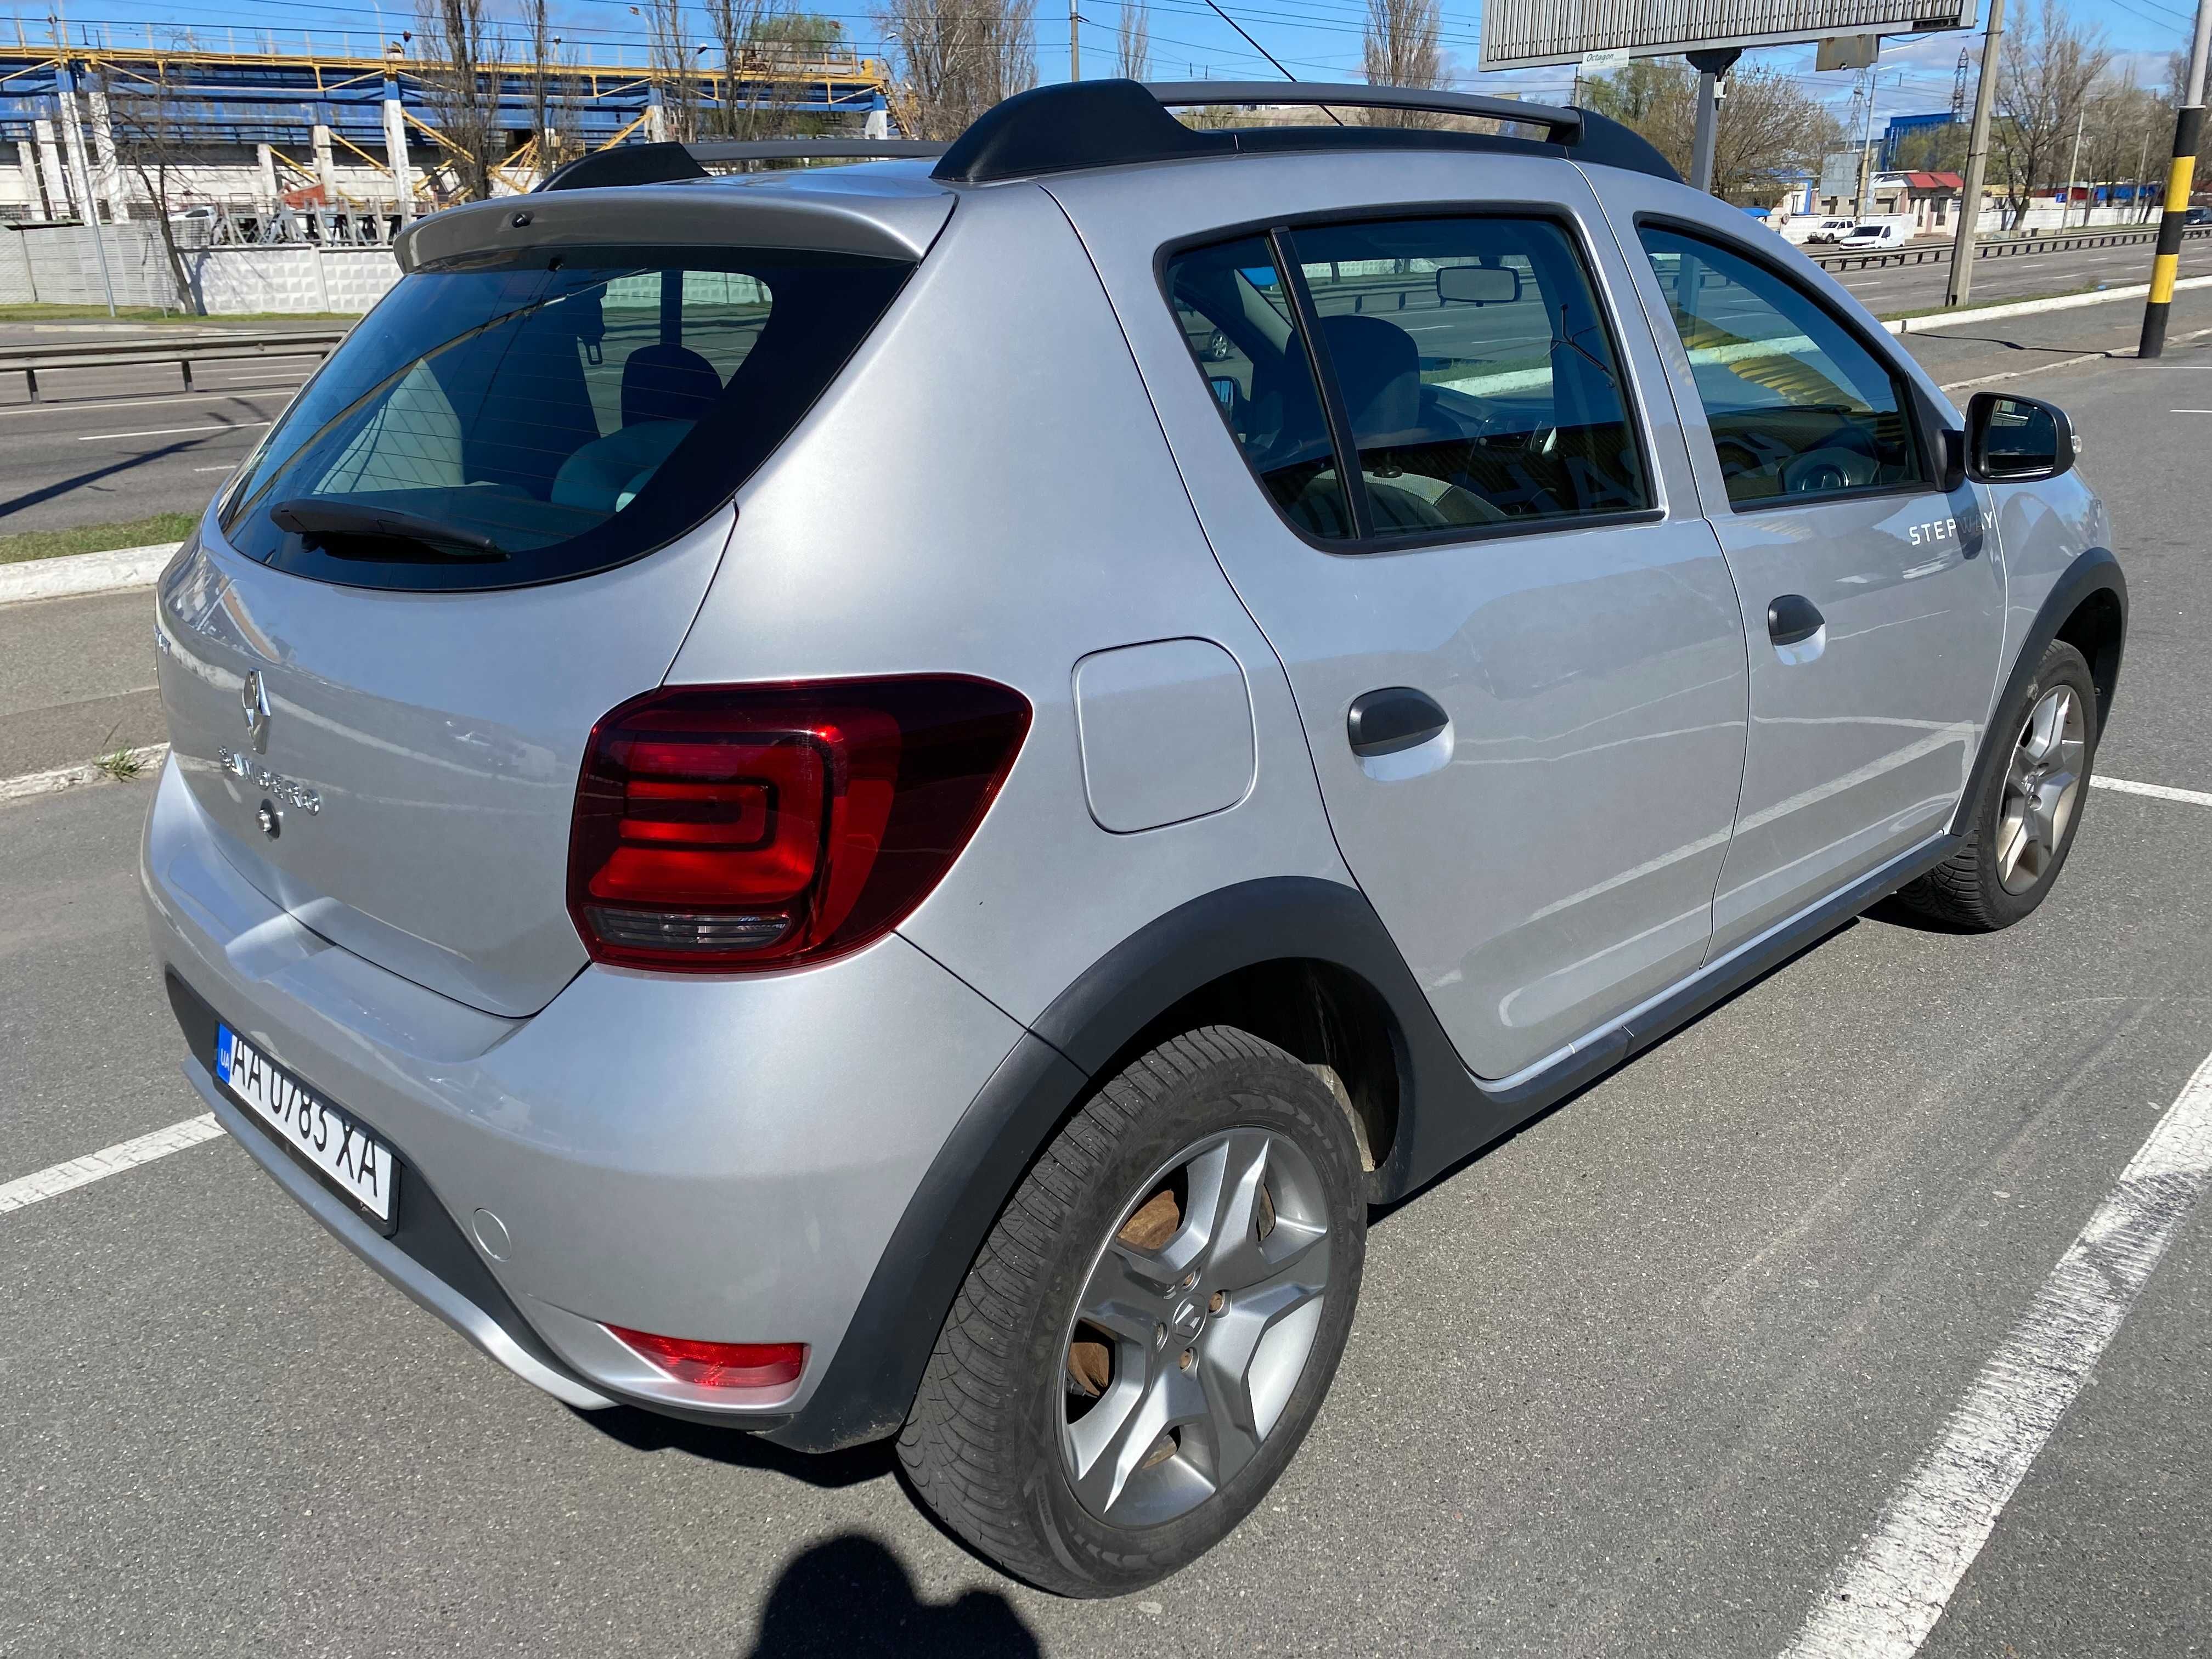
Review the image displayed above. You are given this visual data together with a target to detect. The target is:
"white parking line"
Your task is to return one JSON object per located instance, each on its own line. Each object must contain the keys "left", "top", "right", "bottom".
{"left": 0, "top": 1114, "right": 225, "bottom": 1216}
{"left": 77, "top": 420, "right": 272, "bottom": 443}
{"left": 2094, "top": 775, "right": 2212, "bottom": 808}
{"left": 1780, "top": 1046, "right": 2212, "bottom": 1659}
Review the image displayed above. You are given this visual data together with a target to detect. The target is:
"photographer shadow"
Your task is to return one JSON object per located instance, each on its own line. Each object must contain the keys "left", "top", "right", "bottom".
{"left": 747, "top": 1533, "right": 1041, "bottom": 1658}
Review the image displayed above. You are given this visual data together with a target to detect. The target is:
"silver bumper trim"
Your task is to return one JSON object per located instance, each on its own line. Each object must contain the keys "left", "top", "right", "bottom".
{"left": 185, "top": 1058, "right": 617, "bottom": 1412}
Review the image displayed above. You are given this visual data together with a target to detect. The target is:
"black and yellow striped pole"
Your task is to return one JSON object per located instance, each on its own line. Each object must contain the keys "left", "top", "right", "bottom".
{"left": 2141, "top": 2, "right": 2212, "bottom": 359}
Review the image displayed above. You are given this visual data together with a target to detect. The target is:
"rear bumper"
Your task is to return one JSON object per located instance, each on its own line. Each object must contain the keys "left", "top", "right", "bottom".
{"left": 142, "top": 760, "right": 1028, "bottom": 1432}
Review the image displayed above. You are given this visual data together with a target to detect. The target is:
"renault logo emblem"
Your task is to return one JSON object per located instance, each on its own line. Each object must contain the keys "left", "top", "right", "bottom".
{"left": 240, "top": 669, "right": 271, "bottom": 753}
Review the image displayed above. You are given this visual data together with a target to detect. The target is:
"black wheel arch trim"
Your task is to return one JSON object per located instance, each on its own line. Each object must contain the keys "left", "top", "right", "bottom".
{"left": 1953, "top": 545, "right": 2126, "bottom": 837}
{"left": 777, "top": 838, "right": 1961, "bottom": 1450}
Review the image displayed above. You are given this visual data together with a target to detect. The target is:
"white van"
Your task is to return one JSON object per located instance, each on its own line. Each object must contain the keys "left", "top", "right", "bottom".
{"left": 1836, "top": 218, "right": 1913, "bottom": 250}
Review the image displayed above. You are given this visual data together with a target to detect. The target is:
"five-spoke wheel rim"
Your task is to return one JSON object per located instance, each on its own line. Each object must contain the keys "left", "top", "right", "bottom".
{"left": 1058, "top": 1127, "right": 1333, "bottom": 1529}
{"left": 1998, "top": 682, "right": 2086, "bottom": 894}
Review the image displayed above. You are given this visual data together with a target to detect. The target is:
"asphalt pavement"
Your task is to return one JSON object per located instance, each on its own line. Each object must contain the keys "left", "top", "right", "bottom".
{"left": 4, "top": 272, "right": 2212, "bottom": 1659}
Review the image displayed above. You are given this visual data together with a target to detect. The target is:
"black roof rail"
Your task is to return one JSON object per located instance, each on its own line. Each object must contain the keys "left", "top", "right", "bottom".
{"left": 930, "top": 78, "right": 1681, "bottom": 186}
{"left": 539, "top": 138, "right": 949, "bottom": 193}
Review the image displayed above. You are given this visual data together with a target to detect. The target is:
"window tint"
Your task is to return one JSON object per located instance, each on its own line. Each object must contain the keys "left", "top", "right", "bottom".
{"left": 220, "top": 250, "right": 908, "bottom": 590}
{"left": 1164, "top": 237, "right": 1351, "bottom": 537}
{"left": 1637, "top": 225, "right": 1925, "bottom": 506}
{"left": 1290, "top": 216, "right": 1650, "bottom": 533}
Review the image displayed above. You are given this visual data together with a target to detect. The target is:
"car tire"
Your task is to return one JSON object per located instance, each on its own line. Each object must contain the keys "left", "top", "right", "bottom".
{"left": 898, "top": 1025, "right": 1368, "bottom": 1597}
{"left": 1896, "top": 638, "right": 2098, "bottom": 931}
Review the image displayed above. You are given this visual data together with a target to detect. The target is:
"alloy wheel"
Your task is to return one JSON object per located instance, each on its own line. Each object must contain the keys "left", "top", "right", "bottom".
{"left": 1059, "top": 1127, "right": 1333, "bottom": 1529}
{"left": 1997, "top": 682, "right": 2086, "bottom": 894}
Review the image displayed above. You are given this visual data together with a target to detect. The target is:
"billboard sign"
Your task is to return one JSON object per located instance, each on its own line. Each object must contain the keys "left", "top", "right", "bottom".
{"left": 1479, "top": 0, "right": 1976, "bottom": 71}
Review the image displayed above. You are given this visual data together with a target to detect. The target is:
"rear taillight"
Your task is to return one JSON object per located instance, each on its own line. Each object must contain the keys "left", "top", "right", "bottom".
{"left": 606, "top": 1327, "right": 806, "bottom": 1390}
{"left": 568, "top": 676, "right": 1030, "bottom": 973}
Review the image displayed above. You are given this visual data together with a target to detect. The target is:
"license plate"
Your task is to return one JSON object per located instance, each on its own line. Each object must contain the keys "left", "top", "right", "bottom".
{"left": 215, "top": 1024, "right": 398, "bottom": 1228}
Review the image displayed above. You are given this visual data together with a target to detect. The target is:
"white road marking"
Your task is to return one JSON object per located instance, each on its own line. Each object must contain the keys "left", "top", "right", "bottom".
{"left": 77, "top": 420, "right": 272, "bottom": 443}
{"left": 194, "top": 464, "right": 236, "bottom": 472}
{"left": 0, "top": 1114, "right": 225, "bottom": 1216}
{"left": 1779, "top": 1047, "right": 2212, "bottom": 1659}
{"left": 0, "top": 743, "right": 168, "bottom": 805}
{"left": 0, "top": 383, "right": 305, "bottom": 418}
{"left": 2094, "top": 775, "right": 2212, "bottom": 807}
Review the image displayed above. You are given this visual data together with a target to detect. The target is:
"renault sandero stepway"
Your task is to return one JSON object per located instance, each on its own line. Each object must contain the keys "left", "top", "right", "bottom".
{"left": 145, "top": 79, "right": 2124, "bottom": 1594}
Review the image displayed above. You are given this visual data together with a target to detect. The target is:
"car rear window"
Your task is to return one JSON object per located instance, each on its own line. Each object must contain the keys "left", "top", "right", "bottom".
{"left": 218, "top": 246, "right": 910, "bottom": 590}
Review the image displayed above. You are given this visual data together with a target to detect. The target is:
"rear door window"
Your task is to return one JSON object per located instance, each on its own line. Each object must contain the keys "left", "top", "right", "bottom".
{"left": 1163, "top": 215, "right": 1650, "bottom": 547}
{"left": 1289, "top": 217, "right": 1651, "bottom": 534}
{"left": 219, "top": 249, "right": 909, "bottom": 590}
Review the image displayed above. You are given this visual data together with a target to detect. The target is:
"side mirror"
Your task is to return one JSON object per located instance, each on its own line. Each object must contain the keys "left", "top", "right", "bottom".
{"left": 1966, "top": 391, "right": 2076, "bottom": 482}
{"left": 1437, "top": 264, "right": 1521, "bottom": 307}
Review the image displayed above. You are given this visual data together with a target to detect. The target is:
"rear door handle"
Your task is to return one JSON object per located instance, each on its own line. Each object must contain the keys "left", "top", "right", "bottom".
{"left": 1347, "top": 686, "right": 1448, "bottom": 758}
{"left": 1767, "top": 594, "right": 1825, "bottom": 648}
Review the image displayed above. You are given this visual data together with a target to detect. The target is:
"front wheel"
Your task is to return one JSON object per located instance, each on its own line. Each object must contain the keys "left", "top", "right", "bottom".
{"left": 899, "top": 1027, "right": 1368, "bottom": 1596}
{"left": 1897, "top": 637, "right": 2098, "bottom": 930}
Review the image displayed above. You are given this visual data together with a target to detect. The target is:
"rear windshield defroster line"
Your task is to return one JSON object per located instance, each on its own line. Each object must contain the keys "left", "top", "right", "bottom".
{"left": 218, "top": 245, "right": 913, "bottom": 592}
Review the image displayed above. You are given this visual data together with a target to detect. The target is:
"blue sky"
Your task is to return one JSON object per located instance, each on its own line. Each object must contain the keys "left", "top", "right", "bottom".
{"left": 7, "top": 0, "right": 2197, "bottom": 125}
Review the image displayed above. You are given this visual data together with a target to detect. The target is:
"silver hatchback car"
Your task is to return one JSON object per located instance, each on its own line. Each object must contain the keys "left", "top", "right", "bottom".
{"left": 145, "top": 80, "right": 2125, "bottom": 1594}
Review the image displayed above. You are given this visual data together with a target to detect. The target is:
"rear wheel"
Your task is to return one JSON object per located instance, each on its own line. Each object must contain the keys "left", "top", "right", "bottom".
{"left": 1897, "top": 638, "right": 2097, "bottom": 930}
{"left": 899, "top": 1027, "right": 1367, "bottom": 1596}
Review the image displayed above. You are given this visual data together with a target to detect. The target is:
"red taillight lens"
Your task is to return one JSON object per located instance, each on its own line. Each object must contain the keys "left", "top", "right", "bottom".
{"left": 606, "top": 1327, "right": 806, "bottom": 1390}
{"left": 568, "top": 676, "right": 1030, "bottom": 972}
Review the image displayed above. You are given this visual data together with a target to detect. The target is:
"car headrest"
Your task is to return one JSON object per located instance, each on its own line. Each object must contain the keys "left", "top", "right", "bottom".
{"left": 1318, "top": 313, "right": 1421, "bottom": 439}
{"left": 622, "top": 343, "right": 723, "bottom": 427}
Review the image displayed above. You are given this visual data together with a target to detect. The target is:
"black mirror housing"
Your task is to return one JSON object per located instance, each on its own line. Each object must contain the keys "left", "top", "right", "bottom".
{"left": 1966, "top": 390, "right": 2076, "bottom": 483}
{"left": 1938, "top": 427, "right": 1967, "bottom": 493}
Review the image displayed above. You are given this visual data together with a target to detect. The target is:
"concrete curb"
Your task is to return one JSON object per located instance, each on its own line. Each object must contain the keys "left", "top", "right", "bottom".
{"left": 1884, "top": 274, "right": 2212, "bottom": 334}
{"left": 0, "top": 542, "right": 182, "bottom": 607}
{"left": 0, "top": 743, "right": 169, "bottom": 806}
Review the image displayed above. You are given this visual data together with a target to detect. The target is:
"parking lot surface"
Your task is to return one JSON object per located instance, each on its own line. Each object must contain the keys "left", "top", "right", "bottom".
{"left": 3, "top": 294, "right": 2211, "bottom": 1657}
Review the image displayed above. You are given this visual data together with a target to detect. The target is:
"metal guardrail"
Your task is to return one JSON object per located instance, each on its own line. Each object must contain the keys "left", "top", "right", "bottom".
{"left": 0, "top": 330, "right": 347, "bottom": 401}
{"left": 1809, "top": 223, "right": 2210, "bottom": 274}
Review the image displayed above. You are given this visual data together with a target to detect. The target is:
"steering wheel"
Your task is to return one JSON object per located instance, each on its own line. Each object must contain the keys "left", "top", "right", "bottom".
{"left": 1780, "top": 444, "right": 1880, "bottom": 495}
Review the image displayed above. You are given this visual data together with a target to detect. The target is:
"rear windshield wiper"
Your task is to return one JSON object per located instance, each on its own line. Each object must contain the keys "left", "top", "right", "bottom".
{"left": 270, "top": 499, "right": 508, "bottom": 562}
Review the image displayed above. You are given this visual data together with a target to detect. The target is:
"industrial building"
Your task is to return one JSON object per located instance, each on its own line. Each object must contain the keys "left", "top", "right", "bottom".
{"left": 1, "top": 35, "right": 891, "bottom": 233}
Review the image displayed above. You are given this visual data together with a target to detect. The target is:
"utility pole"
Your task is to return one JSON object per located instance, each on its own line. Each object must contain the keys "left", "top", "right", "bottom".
{"left": 49, "top": 3, "right": 116, "bottom": 316}
{"left": 1946, "top": 0, "right": 2005, "bottom": 309}
{"left": 1069, "top": 0, "right": 1079, "bottom": 81}
{"left": 2064, "top": 104, "right": 2085, "bottom": 230}
{"left": 2142, "top": 0, "right": 2212, "bottom": 357}
{"left": 1856, "top": 67, "right": 1880, "bottom": 220}
{"left": 1686, "top": 47, "right": 1742, "bottom": 195}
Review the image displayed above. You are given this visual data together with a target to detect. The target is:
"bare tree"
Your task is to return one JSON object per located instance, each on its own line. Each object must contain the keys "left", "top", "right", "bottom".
{"left": 100, "top": 58, "right": 201, "bottom": 313}
{"left": 1114, "top": 0, "right": 1150, "bottom": 83}
{"left": 877, "top": 0, "right": 1036, "bottom": 141}
{"left": 1362, "top": 0, "right": 1442, "bottom": 126}
{"left": 523, "top": 0, "right": 583, "bottom": 180}
{"left": 644, "top": 0, "right": 706, "bottom": 142}
{"left": 705, "top": 0, "right": 772, "bottom": 137}
{"left": 1991, "top": 0, "right": 2111, "bottom": 228}
{"left": 415, "top": 0, "right": 505, "bottom": 201}
{"left": 2083, "top": 77, "right": 2167, "bottom": 224}
{"left": 1585, "top": 60, "right": 1842, "bottom": 204}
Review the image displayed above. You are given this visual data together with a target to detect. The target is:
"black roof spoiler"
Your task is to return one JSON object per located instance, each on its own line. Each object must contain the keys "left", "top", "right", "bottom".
{"left": 930, "top": 78, "right": 1681, "bottom": 185}
{"left": 538, "top": 138, "right": 949, "bottom": 193}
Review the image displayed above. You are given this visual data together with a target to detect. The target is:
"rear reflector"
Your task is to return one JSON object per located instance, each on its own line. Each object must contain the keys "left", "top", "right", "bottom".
{"left": 607, "top": 1327, "right": 808, "bottom": 1390}
{"left": 568, "top": 676, "right": 1030, "bottom": 972}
